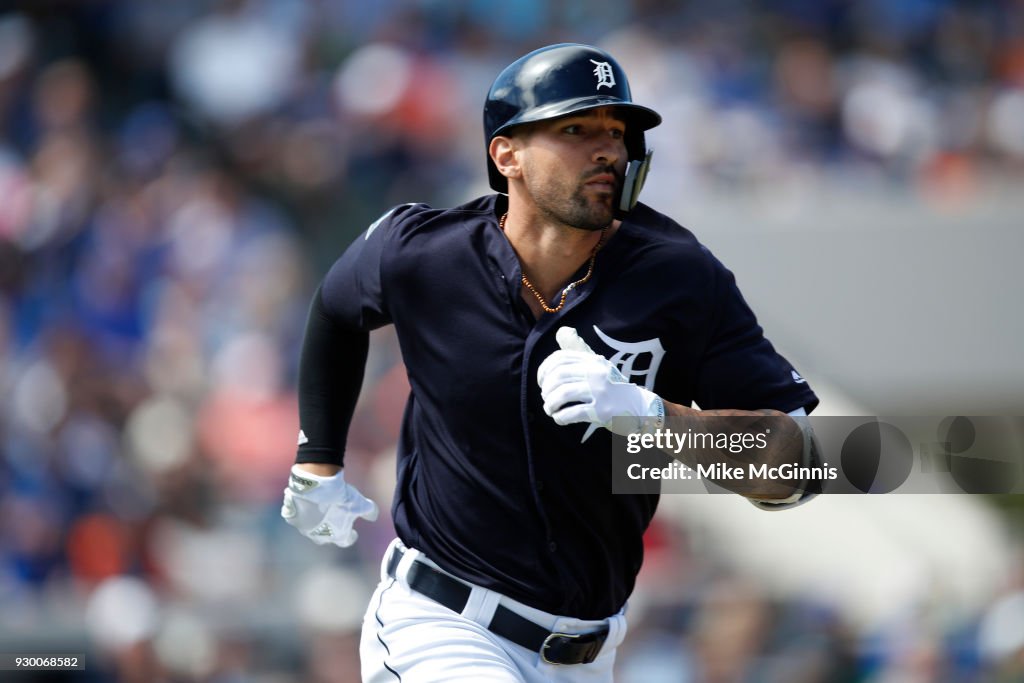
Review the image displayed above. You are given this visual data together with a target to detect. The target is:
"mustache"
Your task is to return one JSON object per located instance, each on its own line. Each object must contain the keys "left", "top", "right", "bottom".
{"left": 582, "top": 166, "right": 623, "bottom": 187}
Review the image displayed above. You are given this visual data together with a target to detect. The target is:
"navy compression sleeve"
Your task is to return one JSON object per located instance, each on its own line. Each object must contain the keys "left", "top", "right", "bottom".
{"left": 295, "top": 285, "right": 369, "bottom": 466}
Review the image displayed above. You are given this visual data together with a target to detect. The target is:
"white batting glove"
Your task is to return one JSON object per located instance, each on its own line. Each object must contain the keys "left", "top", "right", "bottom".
{"left": 281, "top": 465, "right": 379, "bottom": 547}
{"left": 537, "top": 327, "right": 666, "bottom": 436}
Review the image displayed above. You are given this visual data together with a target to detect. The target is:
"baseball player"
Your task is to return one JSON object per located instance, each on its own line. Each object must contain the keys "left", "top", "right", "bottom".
{"left": 282, "top": 43, "right": 819, "bottom": 682}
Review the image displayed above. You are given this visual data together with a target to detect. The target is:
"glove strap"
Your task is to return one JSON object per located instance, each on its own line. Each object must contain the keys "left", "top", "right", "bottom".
{"left": 650, "top": 395, "right": 666, "bottom": 431}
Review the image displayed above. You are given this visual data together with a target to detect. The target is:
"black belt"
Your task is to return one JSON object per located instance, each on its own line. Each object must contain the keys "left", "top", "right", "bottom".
{"left": 386, "top": 546, "right": 609, "bottom": 666}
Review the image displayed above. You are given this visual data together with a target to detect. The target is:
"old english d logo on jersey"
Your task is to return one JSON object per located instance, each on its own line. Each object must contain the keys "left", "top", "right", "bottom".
{"left": 590, "top": 60, "right": 616, "bottom": 90}
{"left": 582, "top": 325, "right": 666, "bottom": 442}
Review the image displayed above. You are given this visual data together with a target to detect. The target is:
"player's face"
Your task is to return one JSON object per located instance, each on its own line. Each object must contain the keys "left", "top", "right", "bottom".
{"left": 518, "top": 108, "right": 628, "bottom": 231}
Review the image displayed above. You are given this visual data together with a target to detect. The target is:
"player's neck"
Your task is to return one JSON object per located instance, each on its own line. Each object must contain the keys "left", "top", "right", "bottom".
{"left": 500, "top": 205, "right": 619, "bottom": 316}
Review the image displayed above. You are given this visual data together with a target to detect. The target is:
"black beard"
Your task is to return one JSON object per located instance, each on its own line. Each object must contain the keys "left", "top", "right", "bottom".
{"left": 562, "top": 194, "right": 614, "bottom": 231}
{"left": 526, "top": 164, "right": 621, "bottom": 231}
{"left": 561, "top": 166, "right": 621, "bottom": 231}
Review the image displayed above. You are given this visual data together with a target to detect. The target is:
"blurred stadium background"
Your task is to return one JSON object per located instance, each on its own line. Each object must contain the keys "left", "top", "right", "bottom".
{"left": 1, "top": 1, "right": 1023, "bottom": 681}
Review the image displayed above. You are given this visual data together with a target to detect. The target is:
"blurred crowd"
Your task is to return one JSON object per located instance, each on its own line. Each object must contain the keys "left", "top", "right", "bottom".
{"left": 1, "top": 0, "right": 1023, "bottom": 681}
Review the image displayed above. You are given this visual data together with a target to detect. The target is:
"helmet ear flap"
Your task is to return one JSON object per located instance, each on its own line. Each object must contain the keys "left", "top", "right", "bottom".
{"left": 616, "top": 149, "right": 653, "bottom": 219}
{"left": 625, "top": 129, "right": 646, "bottom": 164}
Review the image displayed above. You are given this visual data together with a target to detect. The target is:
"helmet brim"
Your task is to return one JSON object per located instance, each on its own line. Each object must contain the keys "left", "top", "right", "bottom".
{"left": 490, "top": 96, "right": 661, "bottom": 140}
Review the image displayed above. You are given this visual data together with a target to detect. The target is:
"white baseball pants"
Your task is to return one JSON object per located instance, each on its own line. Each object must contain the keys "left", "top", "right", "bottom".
{"left": 360, "top": 539, "right": 628, "bottom": 682}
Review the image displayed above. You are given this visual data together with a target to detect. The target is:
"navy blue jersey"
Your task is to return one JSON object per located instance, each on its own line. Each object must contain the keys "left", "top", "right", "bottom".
{"left": 301, "top": 194, "right": 817, "bottom": 619}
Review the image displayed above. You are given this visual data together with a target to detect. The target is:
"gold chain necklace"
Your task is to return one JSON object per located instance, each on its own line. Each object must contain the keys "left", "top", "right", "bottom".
{"left": 499, "top": 212, "right": 607, "bottom": 314}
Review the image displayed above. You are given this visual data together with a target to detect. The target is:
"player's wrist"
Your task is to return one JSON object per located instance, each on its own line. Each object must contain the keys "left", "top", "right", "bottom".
{"left": 288, "top": 464, "right": 347, "bottom": 500}
{"left": 643, "top": 391, "right": 665, "bottom": 431}
{"left": 619, "top": 387, "right": 664, "bottom": 435}
{"left": 292, "top": 463, "right": 343, "bottom": 479}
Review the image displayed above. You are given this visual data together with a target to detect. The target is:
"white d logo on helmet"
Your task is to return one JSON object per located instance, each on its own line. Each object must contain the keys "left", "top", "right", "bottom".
{"left": 590, "top": 60, "right": 616, "bottom": 90}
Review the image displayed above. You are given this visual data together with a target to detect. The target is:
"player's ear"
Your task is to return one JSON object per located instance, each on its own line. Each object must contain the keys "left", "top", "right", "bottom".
{"left": 489, "top": 135, "right": 522, "bottom": 182}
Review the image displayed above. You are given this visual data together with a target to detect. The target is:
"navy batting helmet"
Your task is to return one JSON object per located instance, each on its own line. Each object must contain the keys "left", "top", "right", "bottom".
{"left": 483, "top": 43, "right": 662, "bottom": 193}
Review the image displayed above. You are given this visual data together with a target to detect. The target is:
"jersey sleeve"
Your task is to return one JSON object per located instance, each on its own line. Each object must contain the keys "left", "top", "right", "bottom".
{"left": 694, "top": 254, "right": 818, "bottom": 414}
{"left": 319, "top": 203, "right": 423, "bottom": 330}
